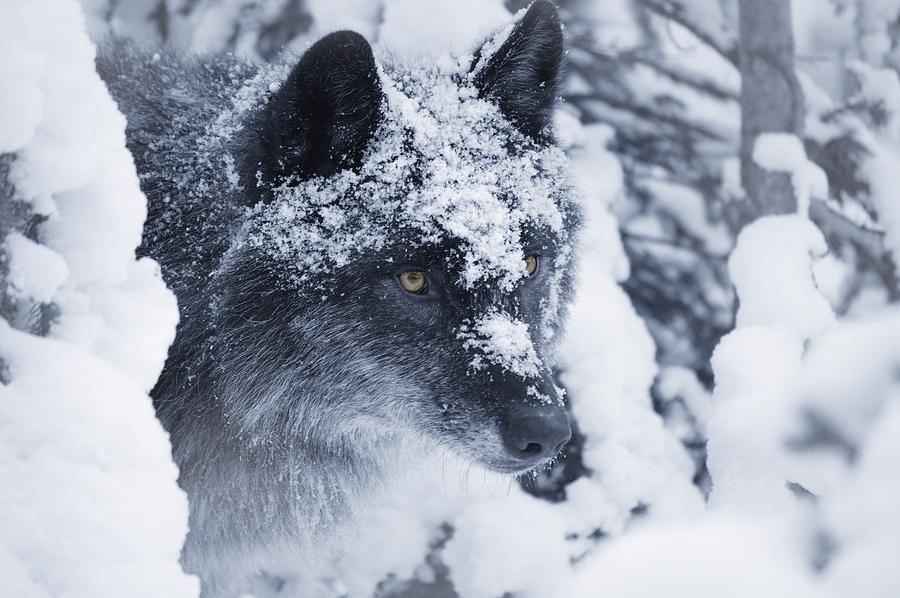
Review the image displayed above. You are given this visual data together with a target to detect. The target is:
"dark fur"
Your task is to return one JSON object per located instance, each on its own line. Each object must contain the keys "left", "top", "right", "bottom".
{"left": 98, "top": 2, "right": 576, "bottom": 594}
{"left": 259, "top": 30, "right": 382, "bottom": 185}
{"left": 473, "top": 0, "right": 564, "bottom": 141}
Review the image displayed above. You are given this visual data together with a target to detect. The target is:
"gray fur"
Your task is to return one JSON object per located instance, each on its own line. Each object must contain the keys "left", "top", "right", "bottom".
{"left": 97, "top": 3, "right": 577, "bottom": 594}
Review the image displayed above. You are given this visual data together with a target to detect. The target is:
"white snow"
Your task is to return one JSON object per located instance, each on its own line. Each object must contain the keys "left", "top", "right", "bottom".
{"left": 857, "top": 131, "right": 900, "bottom": 277}
{"left": 656, "top": 365, "right": 713, "bottom": 436}
{"left": 380, "top": 0, "right": 511, "bottom": 56}
{"left": 442, "top": 494, "right": 570, "bottom": 598}
{"left": 0, "top": 325, "right": 196, "bottom": 598}
{"left": 569, "top": 511, "right": 823, "bottom": 598}
{"left": 4, "top": 232, "right": 69, "bottom": 303}
{"left": 822, "top": 390, "right": 900, "bottom": 598}
{"left": 797, "top": 308, "right": 900, "bottom": 442}
{"left": 643, "top": 178, "right": 733, "bottom": 254}
{"left": 459, "top": 309, "right": 543, "bottom": 380}
{"left": 0, "top": 0, "right": 195, "bottom": 596}
{"left": 708, "top": 325, "right": 806, "bottom": 512}
{"left": 555, "top": 122, "right": 704, "bottom": 534}
{"left": 727, "top": 215, "right": 835, "bottom": 338}
{"left": 849, "top": 0, "right": 900, "bottom": 67}
{"left": 752, "top": 133, "right": 829, "bottom": 216}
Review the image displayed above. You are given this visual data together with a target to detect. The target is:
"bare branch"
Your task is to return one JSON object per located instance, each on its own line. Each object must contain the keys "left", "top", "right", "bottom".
{"left": 635, "top": 0, "right": 739, "bottom": 67}
{"left": 572, "top": 43, "right": 739, "bottom": 102}
{"left": 809, "top": 197, "right": 886, "bottom": 258}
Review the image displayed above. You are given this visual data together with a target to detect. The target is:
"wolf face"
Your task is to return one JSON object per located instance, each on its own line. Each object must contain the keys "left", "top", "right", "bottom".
{"left": 205, "top": 1, "right": 578, "bottom": 476}
{"left": 101, "top": 1, "right": 578, "bottom": 591}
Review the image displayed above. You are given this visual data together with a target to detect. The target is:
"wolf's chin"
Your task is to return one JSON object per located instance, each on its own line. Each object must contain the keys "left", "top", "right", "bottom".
{"left": 480, "top": 457, "right": 552, "bottom": 476}
{"left": 485, "top": 463, "right": 539, "bottom": 476}
{"left": 443, "top": 443, "right": 551, "bottom": 476}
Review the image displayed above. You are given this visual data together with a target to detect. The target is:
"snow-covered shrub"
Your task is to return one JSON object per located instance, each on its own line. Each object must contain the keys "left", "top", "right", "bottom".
{"left": 0, "top": 1, "right": 196, "bottom": 596}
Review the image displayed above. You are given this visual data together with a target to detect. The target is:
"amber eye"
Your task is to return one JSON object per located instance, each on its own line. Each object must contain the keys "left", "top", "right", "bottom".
{"left": 398, "top": 271, "right": 428, "bottom": 294}
{"left": 525, "top": 255, "right": 539, "bottom": 276}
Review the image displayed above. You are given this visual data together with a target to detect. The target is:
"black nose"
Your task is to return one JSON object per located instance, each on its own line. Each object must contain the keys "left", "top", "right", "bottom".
{"left": 501, "top": 404, "right": 571, "bottom": 464}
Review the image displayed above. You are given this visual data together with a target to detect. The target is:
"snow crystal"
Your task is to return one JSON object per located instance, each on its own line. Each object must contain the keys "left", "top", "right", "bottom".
{"left": 246, "top": 57, "right": 577, "bottom": 293}
{"left": 466, "top": 5, "right": 525, "bottom": 79}
{"left": 458, "top": 309, "right": 542, "bottom": 380}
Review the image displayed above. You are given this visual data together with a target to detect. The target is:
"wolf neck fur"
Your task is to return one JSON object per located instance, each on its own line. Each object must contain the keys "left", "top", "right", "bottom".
{"left": 170, "top": 388, "right": 405, "bottom": 584}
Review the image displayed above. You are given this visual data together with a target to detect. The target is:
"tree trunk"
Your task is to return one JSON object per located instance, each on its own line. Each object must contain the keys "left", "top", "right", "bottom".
{"left": 739, "top": 0, "right": 804, "bottom": 216}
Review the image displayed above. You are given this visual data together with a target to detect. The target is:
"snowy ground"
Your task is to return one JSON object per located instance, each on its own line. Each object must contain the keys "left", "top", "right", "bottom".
{"left": 3, "top": 1, "right": 900, "bottom": 597}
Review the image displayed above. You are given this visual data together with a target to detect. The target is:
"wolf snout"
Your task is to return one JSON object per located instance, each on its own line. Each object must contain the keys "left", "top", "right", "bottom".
{"left": 500, "top": 403, "right": 571, "bottom": 466}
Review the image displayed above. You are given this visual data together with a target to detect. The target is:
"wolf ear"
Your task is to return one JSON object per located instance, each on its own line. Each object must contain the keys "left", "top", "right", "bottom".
{"left": 471, "top": 0, "right": 563, "bottom": 141}
{"left": 262, "top": 30, "right": 382, "bottom": 184}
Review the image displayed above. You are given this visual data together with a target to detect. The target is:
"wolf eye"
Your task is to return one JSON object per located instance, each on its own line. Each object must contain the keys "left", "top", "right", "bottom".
{"left": 525, "top": 255, "right": 539, "bottom": 276}
{"left": 398, "top": 271, "right": 427, "bottom": 294}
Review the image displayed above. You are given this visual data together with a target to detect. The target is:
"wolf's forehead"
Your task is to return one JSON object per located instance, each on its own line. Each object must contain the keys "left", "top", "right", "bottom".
{"left": 247, "top": 61, "right": 577, "bottom": 291}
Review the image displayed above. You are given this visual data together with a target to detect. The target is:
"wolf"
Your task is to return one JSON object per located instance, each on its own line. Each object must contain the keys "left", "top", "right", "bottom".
{"left": 98, "top": 1, "right": 579, "bottom": 594}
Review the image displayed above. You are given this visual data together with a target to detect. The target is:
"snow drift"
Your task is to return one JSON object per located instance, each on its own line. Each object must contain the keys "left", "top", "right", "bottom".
{"left": 0, "top": 1, "right": 196, "bottom": 596}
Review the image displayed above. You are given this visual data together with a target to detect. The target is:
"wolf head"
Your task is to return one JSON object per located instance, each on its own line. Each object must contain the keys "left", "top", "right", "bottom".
{"left": 215, "top": 1, "right": 578, "bottom": 475}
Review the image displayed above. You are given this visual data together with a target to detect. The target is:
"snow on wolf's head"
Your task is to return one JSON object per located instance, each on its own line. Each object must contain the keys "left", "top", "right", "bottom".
{"left": 220, "top": 1, "right": 579, "bottom": 474}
